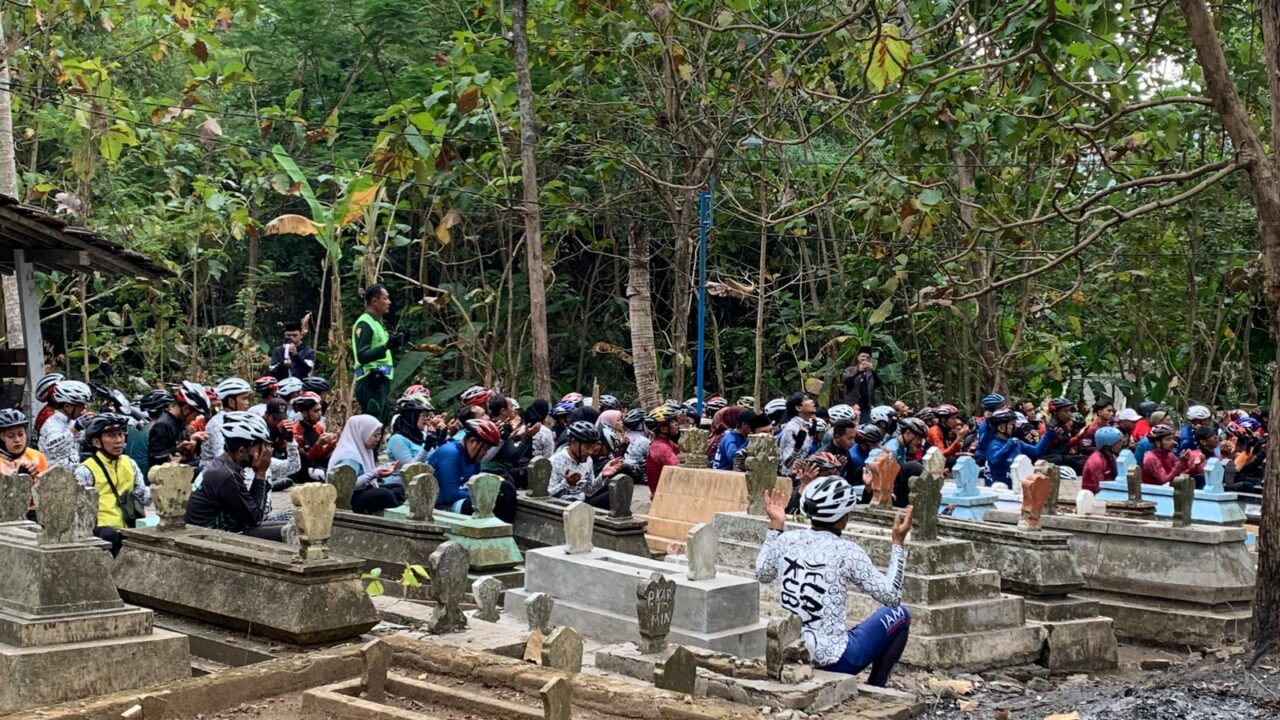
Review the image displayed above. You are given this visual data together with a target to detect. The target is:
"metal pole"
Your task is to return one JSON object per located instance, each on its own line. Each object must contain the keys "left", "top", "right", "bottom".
{"left": 696, "top": 184, "right": 712, "bottom": 417}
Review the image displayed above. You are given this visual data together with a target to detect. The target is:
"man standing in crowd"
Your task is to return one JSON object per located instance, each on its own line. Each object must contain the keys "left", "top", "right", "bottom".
{"left": 268, "top": 313, "right": 317, "bottom": 380}
{"left": 352, "top": 284, "right": 407, "bottom": 423}
{"left": 841, "top": 346, "right": 881, "bottom": 423}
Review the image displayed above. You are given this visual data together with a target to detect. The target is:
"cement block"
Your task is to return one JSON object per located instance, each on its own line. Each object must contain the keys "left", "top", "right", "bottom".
{"left": 1041, "top": 616, "right": 1118, "bottom": 672}
{"left": 514, "top": 495, "right": 651, "bottom": 557}
{"left": 521, "top": 547, "right": 761, "bottom": 634}
{"left": 114, "top": 527, "right": 378, "bottom": 644}
{"left": 1095, "top": 480, "right": 1246, "bottom": 525}
{"left": 899, "top": 624, "right": 1045, "bottom": 672}
{"left": 0, "top": 628, "right": 189, "bottom": 713}
{"left": 506, "top": 587, "right": 765, "bottom": 656}
{"left": 1024, "top": 596, "right": 1100, "bottom": 623}
{"left": 0, "top": 605, "right": 154, "bottom": 648}
{"left": 0, "top": 526, "right": 124, "bottom": 617}
{"left": 1078, "top": 589, "right": 1253, "bottom": 648}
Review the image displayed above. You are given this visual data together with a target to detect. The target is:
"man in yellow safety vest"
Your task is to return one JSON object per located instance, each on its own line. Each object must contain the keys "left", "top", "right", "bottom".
{"left": 351, "top": 283, "right": 407, "bottom": 423}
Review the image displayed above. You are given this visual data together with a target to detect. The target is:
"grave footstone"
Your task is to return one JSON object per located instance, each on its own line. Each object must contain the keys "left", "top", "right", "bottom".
{"left": 1033, "top": 461, "right": 1061, "bottom": 516}
{"left": 329, "top": 465, "right": 357, "bottom": 511}
{"left": 608, "top": 474, "right": 635, "bottom": 519}
{"left": 360, "top": 638, "right": 392, "bottom": 702}
{"left": 867, "top": 452, "right": 900, "bottom": 508}
{"left": 1204, "top": 458, "right": 1226, "bottom": 494}
{"left": 385, "top": 472, "right": 523, "bottom": 579}
{"left": 923, "top": 446, "right": 946, "bottom": 479}
{"left": 562, "top": 501, "right": 594, "bottom": 554}
{"left": 404, "top": 464, "right": 438, "bottom": 522}
{"left": 1124, "top": 465, "right": 1143, "bottom": 504}
{"left": 654, "top": 645, "right": 697, "bottom": 695}
{"left": 540, "top": 677, "right": 572, "bottom": 720}
{"left": 678, "top": 428, "right": 710, "bottom": 469}
{"left": 528, "top": 457, "right": 552, "bottom": 498}
{"left": 1172, "top": 475, "right": 1194, "bottom": 527}
{"left": 526, "top": 592, "right": 554, "bottom": 634}
{"left": 636, "top": 572, "right": 676, "bottom": 654}
{"left": 72, "top": 486, "right": 97, "bottom": 542}
{"left": 0, "top": 467, "right": 188, "bottom": 712}
{"left": 942, "top": 456, "right": 997, "bottom": 520}
{"left": 33, "top": 467, "right": 82, "bottom": 544}
{"left": 744, "top": 433, "right": 779, "bottom": 516}
{"left": 685, "top": 523, "right": 717, "bottom": 581}
{"left": 766, "top": 613, "right": 802, "bottom": 681}
{"left": 472, "top": 576, "right": 503, "bottom": 622}
{"left": 427, "top": 541, "right": 470, "bottom": 634}
{"left": 1115, "top": 450, "right": 1137, "bottom": 492}
{"left": 149, "top": 464, "right": 193, "bottom": 531}
{"left": 908, "top": 474, "right": 942, "bottom": 541}
{"left": 1009, "top": 455, "right": 1035, "bottom": 491}
{"left": 0, "top": 474, "right": 29, "bottom": 523}
{"left": 292, "top": 483, "right": 337, "bottom": 561}
{"left": 1018, "top": 474, "right": 1050, "bottom": 531}
{"left": 471, "top": 473, "right": 500, "bottom": 520}
{"left": 542, "top": 626, "right": 583, "bottom": 673}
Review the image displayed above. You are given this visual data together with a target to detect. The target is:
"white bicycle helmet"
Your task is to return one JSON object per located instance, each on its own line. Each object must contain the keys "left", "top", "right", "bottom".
{"left": 812, "top": 418, "right": 830, "bottom": 435}
{"left": 220, "top": 411, "right": 271, "bottom": 444}
{"left": 35, "top": 372, "right": 64, "bottom": 400}
{"left": 174, "top": 380, "right": 212, "bottom": 415}
{"left": 764, "top": 398, "right": 787, "bottom": 416}
{"left": 828, "top": 404, "right": 857, "bottom": 423}
{"left": 52, "top": 380, "right": 92, "bottom": 406}
{"left": 870, "top": 405, "right": 898, "bottom": 425}
{"left": 1187, "top": 405, "right": 1212, "bottom": 421}
{"left": 214, "top": 377, "right": 253, "bottom": 401}
{"left": 801, "top": 476, "right": 860, "bottom": 523}
{"left": 277, "top": 377, "right": 304, "bottom": 398}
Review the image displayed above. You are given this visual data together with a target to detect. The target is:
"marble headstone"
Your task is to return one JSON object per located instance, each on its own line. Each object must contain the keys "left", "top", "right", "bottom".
{"left": 685, "top": 523, "right": 718, "bottom": 582}
{"left": 563, "top": 501, "right": 594, "bottom": 554}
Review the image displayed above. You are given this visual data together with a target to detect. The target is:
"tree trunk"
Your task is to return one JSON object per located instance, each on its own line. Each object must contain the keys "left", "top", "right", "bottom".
{"left": 955, "top": 150, "right": 1003, "bottom": 393}
{"left": 0, "top": 14, "right": 22, "bottom": 349}
{"left": 1180, "top": 0, "right": 1280, "bottom": 654}
{"left": 627, "top": 225, "right": 661, "bottom": 408}
{"left": 753, "top": 171, "right": 768, "bottom": 406}
{"left": 512, "top": 0, "right": 552, "bottom": 400}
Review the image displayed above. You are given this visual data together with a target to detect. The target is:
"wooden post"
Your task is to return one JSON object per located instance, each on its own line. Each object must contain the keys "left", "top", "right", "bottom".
{"left": 14, "top": 250, "right": 44, "bottom": 409}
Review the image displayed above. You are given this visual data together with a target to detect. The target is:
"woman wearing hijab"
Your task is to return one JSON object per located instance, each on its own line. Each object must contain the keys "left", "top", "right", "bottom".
{"left": 386, "top": 395, "right": 448, "bottom": 481}
{"left": 327, "top": 415, "right": 402, "bottom": 514}
{"left": 597, "top": 409, "right": 623, "bottom": 433}
{"left": 706, "top": 406, "right": 744, "bottom": 462}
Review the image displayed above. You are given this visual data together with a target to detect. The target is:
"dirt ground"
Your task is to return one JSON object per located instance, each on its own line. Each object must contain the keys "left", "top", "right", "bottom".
{"left": 891, "top": 645, "right": 1280, "bottom": 720}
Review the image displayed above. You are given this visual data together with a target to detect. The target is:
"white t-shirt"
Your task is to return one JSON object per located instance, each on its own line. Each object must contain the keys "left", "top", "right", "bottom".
{"left": 548, "top": 445, "right": 605, "bottom": 501}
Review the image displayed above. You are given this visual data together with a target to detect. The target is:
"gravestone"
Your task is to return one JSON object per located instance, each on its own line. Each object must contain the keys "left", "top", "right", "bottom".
{"left": 528, "top": 457, "right": 552, "bottom": 498}
{"left": 608, "top": 474, "right": 635, "bottom": 519}
{"left": 678, "top": 428, "right": 710, "bottom": 469}
{"left": 1115, "top": 450, "right": 1137, "bottom": 491}
{"left": 636, "top": 572, "right": 677, "bottom": 653}
{"left": 541, "top": 677, "right": 572, "bottom": 720}
{"left": 942, "top": 455, "right": 997, "bottom": 520}
{"left": 563, "top": 501, "right": 594, "bottom": 554}
{"left": 766, "top": 613, "right": 802, "bottom": 681}
{"left": 1009, "top": 454, "right": 1034, "bottom": 492}
{"left": 743, "top": 433, "right": 780, "bottom": 516}
{"left": 654, "top": 645, "right": 697, "bottom": 695}
{"left": 32, "top": 468, "right": 82, "bottom": 544}
{"left": 1204, "top": 458, "right": 1226, "bottom": 494}
{"left": 427, "top": 542, "right": 470, "bottom": 634}
{"left": 542, "top": 626, "right": 583, "bottom": 673}
{"left": 72, "top": 486, "right": 97, "bottom": 541}
{"left": 1077, "top": 490, "right": 1107, "bottom": 516}
{"left": 1034, "top": 461, "right": 1061, "bottom": 516}
{"left": 923, "top": 446, "right": 946, "bottom": 479}
{"left": 1125, "top": 465, "right": 1143, "bottom": 504}
{"left": 472, "top": 576, "right": 503, "bottom": 622}
{"left": 1018, "top": 474, "right": 1051, "bottom": 531}
{"left": 0, "top": 473, "right": 27, "bottom": 522}
{"left": 471, "top": 473, "right": 500, "bottom": 520}
{"left": 404, "top": 463, "right": 438, "bottom": 522}
{"left": 1172, "top": 475, "right": 1194, "bottom": 528}
{"left": 526, "top": 592, "right": 554, "bottom": 634}
{"left": 867, "top": 452, "right": 900, "bottom": 508}
{"left": 148, "top": 464, "right": 193, "bottom": 530}
{"left": 329, "top": 465, "right": 357, "bottom": 511}
{"left": 685, "top": 523, "right": 718, "bottom": 581}
{"left": 292, "top": 483, "right": 337, "bottom": 561}
{"left": 360, "top": 638, "right": 392, "bottom": 702}
{"left": 908, "top": 474, "right": 942, "bottom": 541}
{"left": 0, "top": 467, "right": 188, "bottom": 713}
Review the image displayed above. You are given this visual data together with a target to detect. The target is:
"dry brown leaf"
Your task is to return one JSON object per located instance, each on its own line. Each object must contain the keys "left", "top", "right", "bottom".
{"left": 434, "top": 208, "right": 462, "bottom": 245}
{"left": 197, "top": 116, "right": 222, "bottom": 149}
{"left": 590, "top": 342, "right": 634, "bottom": 365}
{"left": 1044, "top": 712, "right": 1080, "bottom": 720}
{"left": 456, "top": 86, "right": 479, "bottom": 115}
{"left": 957, "top": 700, "right": 979, "bottom": 712}
{"left": 339, "top": 183, "right": 380, "bottom": 228}
{"left": 263, "top": 214, "right": 321, "bottom": 236}
{"left": 927, "top": 678, "right": 975, "bottom": 695}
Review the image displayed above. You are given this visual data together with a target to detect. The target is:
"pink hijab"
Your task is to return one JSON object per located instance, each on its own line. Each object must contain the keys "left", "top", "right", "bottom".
{"left": 597, "top": 410, "right": 623, "bottom": 432}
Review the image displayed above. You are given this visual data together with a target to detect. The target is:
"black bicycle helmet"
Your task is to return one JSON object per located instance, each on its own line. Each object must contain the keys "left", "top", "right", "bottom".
{"left": 567, "top": 420, "right": 601, "bottom": 444}
{"left": 623, "top": 408, "right": 646, "bottom": 430}
{"left": 302, "top": 376, "right": 331, "bottom": 394}
{"left": 83, "top": 412, "right": 130, "bottom": 440}
{"left": 138, "top": 390, "right": 175, "bottom": 413}
{"left": 599, "top": 394, "right": 621, "bottom": 411}
{"left": 854, "top": 424, "right": 884, "bottom": 445}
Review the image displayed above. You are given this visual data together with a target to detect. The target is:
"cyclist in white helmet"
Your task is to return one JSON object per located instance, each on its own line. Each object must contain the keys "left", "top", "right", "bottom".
{"left": 756, "top": 477, "right": 913, "bottom": 685}
{"left": 201, "top": 378, "right": 255, "bottom": 467}
{"left": 38, "top": 380, "right": 93, "bottom": 470}
{"left": 1178, "top": 405, "right": 1213, "bottom": 454}
{"left": 185, "top": 412, "right": 287, "bottom": 541}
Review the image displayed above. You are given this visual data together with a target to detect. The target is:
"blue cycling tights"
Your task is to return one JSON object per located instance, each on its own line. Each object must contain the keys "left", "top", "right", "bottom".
{"left": 820, "top": 605, "right": 911, "bottom": 686}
